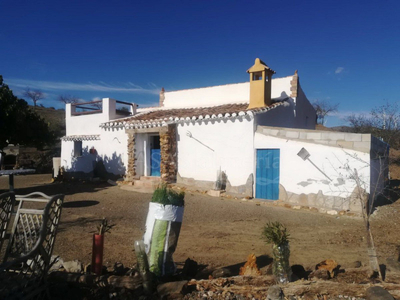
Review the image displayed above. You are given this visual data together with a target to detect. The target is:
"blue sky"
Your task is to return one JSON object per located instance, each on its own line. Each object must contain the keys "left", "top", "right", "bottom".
{"left": 1, "top": 0, "right": 399, "bottom": 126}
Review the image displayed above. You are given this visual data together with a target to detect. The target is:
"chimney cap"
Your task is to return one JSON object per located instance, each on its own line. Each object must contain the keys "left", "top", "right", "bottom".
{"left": 247, "top": 58, "right": 276, "bottom": 74}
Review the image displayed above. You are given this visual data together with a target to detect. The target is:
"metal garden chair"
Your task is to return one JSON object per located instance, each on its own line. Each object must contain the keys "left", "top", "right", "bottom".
{"left": 0, "top": 192, "right": 64, "bottom": 300}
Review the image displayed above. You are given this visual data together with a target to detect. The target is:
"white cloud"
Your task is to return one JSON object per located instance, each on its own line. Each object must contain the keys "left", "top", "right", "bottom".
{"left": 6, "top": 78, "right": 160, "bottom": 95}
{"left": 335, "top": 67, "right": 344, "bottom": 74}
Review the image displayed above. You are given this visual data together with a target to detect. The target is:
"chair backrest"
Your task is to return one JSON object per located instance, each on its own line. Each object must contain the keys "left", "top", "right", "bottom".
{"left": 0, "top": 192, "right": 15, "bottom": 254}
{"left": 2, "top": 192, "right": 64, "bottom": 269}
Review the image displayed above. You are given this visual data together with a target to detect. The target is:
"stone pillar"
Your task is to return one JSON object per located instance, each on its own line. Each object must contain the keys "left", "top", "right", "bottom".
{"left": 125, "top": 132, "right": 136, "bottom": 181}
{"left": 290, "top": 70, "right": 298, "bottom": 98}
{"left": 159, "top": 88, "right": 165, "bottom": 107}
{"left": 160, "top": 125, "right": 177, "bottom": 183}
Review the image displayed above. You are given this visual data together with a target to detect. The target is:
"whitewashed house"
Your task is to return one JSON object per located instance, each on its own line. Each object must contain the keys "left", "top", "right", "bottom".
{"left": 61, "top": 58, "right": 389, "bottom": 213}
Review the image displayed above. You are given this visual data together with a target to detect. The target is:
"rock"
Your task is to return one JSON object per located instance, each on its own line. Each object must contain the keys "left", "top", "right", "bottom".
{"left": 266, "top": 285, "right": 284, "bottom": 300}
{"left": 348, "top": 261, "right": 362, "bottom": 268}
{"left": 157, "top": 281, "right": 188, "bottom": 298}
{"left": 49, "top": 256, "right": 64, "bottom": 271}
{"left": 327, "top": 210, "right": 338, "bottom": 215}
{"left": 63, "top": 260, "right": 83, "bottom": 273}
{"left": 113, "top": 262, "right": 127, "bottom": 275}
{"left": 365, "top": 286, "right": 395, "bottom": 300}
{"left": 212, "top": 268, "right": 232, "bottom": 278}
{"left": 260, "top": 263, "right": 273, "bottom": 275}
{"left": 386, "top": 257, "right": 400, "bottom": 272}
{"left": 182, "top": 258, "right": 198, "bottom": 278}
{"left": 239, "top": 253, "right": 261, "bottom": 276}
{"left": 309, "top": 269, "right": 330, "bottom": 280}
{"left": 316, "top": 259, "right": 338, "bottom": 278}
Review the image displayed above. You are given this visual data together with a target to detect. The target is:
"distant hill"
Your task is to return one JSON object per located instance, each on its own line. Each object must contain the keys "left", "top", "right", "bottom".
{"left": 30, "top": 106, "right": 65, "bottom": 139}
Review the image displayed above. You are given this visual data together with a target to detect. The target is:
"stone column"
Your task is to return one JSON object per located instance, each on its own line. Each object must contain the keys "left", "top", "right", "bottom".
{"left": 125, "top": 132, "right": 136, "bottom": 181}
{"left": 160, "top": 125, "right": 177, "bottom": 183}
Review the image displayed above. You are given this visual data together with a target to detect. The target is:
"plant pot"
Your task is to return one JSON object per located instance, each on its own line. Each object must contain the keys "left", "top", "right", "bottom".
{"left": 272, "top": 242, "right": 291, "bottom": 284}
{"left": 92, "top": 234, "right": 104, "bottom": 275}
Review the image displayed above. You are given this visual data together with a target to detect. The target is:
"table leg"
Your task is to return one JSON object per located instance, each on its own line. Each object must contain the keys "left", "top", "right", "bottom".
{"left": 9, "top": 174, "right": 14, "bottom": 192}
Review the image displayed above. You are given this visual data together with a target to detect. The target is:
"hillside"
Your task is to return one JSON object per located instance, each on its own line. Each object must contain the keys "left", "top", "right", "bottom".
{"left": 31, "top": 105, "right": 66, "bottom": 138}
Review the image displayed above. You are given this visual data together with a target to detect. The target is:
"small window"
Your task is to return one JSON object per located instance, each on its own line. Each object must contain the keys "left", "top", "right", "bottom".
{"left": 252, "top": 72, "right": 262, "bottom": 81}
{"left": 74, "top": 141, "right": 82, "bottom": 157}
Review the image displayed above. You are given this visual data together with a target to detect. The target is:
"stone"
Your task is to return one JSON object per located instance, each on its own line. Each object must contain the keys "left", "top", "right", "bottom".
{"left": 315, "top": 259, "right": 338, "bottom": 278}
{"left": 49, "top": 256, "right": 64, "bottom": 271}
{"left": 260, "top": 263, "right": 273, "bottom": 275}
{"left": 157, "top": 280, "right": 188, "bottom": 298}
{"left": 207, "top": 189, "right": 222, "bottom": 197}
{"left": 266, "top": 285, "right": 284, "bottom": 300}
{"left": 292, "top": 205, "right": 301, "bottom": 210}
{"left": 212, "top": 268, "right": 232, "bottom": 278}
{"left": 239, "top": 253, "right": 261, "bottom": 276}
{"left": 113, "top": 262, "right": 127, "bottom": 275}
{"left": 308, "top": 269, "right": 330, "bottom": 280}
{"left": 63, "top": 260, "right": 83, "bottom": 273}
{"left": 347, "top": 261, "right": 362, "bottom": 268}
{"left": 327, "top": 210, "right": 338, "bottom": 215}
{"left": 365, "top": 286, "right": 395, "bottom": 300}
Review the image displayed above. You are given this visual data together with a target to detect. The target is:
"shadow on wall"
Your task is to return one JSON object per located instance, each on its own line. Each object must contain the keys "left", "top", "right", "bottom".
{"left": 67, "top": 146, "right": 126, "bottom": 180}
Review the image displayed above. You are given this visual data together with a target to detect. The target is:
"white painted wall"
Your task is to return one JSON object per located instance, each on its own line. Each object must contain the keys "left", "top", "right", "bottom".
{"left": 177, "top": 117, "right": 254, "bottom": 186}
{"left": 163, "top": 76, "right": 293, "bottom": 108}
{"left": 61, "top": 129, "right": 128, "bottom": 176}
{"left": 66, "top": 98, "right": 117, "bottom": 136}
{"left": 254, "top": 133, "right": 371, "bottom": 198}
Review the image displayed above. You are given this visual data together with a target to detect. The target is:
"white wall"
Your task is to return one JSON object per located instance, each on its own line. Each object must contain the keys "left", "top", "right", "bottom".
{"left": 163, "top": 76, "right": 293, "bottom": 109}
{"left": 254, "top": 133, "right": 371, "bottom": 198}
{"left": 61, "top": 128, "right": 128, "bottom": 176}
{"left": 177, "top": 117, "right": 254, "bottom": 186}
{"left": 294, "top": 84, "right": 316, "bottom": 129}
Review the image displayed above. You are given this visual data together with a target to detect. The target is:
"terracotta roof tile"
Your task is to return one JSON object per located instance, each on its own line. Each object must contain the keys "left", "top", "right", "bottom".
{"left": 101, "top": 101, "right": 286, "bottom": 129}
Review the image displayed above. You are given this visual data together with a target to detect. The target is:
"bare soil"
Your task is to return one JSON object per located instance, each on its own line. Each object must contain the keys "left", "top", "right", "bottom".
{"left": 1, "top": 173, "right": 400, "bottom": 277}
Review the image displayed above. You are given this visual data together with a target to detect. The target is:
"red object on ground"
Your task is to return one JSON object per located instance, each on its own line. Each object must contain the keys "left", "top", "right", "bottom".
{"left": 92, "top": 234, "right": 104, "bottom": 275}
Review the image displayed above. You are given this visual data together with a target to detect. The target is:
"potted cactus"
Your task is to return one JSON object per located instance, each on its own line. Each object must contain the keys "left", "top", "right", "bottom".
{"left": 262, "top": 221, "right": 291, "bottom": 283}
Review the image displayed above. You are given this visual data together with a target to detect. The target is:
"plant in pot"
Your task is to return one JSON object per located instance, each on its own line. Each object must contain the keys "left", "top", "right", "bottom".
{"left": 143, "top": 185, "right": 185, "bottom": 277}
{"left": 92, "top": 218, "right": 113, "bottom": 275}
{"left": 262, "top": 221, "right": 291, "bottom": 283}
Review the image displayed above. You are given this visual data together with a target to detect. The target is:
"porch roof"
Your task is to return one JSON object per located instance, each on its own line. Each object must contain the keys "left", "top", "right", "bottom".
{"left": 61, "top": 134, "right": 100, "bottom": 141}
{"left": 100, "top": 101, "right": 287, "bottom": 129}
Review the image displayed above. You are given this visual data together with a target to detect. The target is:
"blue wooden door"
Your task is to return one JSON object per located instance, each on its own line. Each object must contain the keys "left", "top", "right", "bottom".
{"left": 256, "top": 149, "right": 280, "bottom": 200}
{"left": 150, "top": 149, "right": 161, "bottom": 176}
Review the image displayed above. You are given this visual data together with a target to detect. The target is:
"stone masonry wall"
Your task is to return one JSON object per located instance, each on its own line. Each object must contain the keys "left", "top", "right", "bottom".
{"left": 125, "top": 132, "right": 136, "bottom": 181}
{"left": 257, "top": 126, "right": 372, "bottom": 153}
{"left": 160, "top": 125, "right": 177, "bottom": 183}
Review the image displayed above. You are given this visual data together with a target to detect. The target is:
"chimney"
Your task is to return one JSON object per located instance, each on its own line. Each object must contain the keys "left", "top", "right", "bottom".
{"left": 247, "top": 58, "right": 276, "bottom": 109}
{"left": 159, "top": 87, "right": 165, "bottom": 107}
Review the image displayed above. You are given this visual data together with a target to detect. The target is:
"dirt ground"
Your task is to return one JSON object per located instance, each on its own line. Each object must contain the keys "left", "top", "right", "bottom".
{"left": 1, "top": 174, "right": 400, "bottom": 275}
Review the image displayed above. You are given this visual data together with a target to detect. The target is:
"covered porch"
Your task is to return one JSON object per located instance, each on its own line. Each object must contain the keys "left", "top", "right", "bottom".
{"left": 125, "top": 124, "right": 177, "bottom": 184}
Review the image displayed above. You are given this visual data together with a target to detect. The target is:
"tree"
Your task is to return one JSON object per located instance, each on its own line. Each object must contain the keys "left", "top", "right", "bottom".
{"left": 59, "top": 94, "right": 79, "bottom": 104}
{"left": 0, "top": 76, "right": 55, "bottom": 149}
{"left": 23, "top": 87, "right": 45, "bottom": 107}
{"left": 312, "top": 99, "right": 339, "bottom": 125}
{"left": 347, "top": 101, "right": 400, "bottom": 149}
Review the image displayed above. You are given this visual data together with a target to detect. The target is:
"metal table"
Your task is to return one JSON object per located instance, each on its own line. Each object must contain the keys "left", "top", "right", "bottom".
{"left": 0, "top": 169, "right": 35, "bottom": 191}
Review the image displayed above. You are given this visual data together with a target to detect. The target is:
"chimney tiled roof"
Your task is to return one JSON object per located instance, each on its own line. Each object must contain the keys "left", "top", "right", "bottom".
{"left": 100, "top": 100, "right": 287, "bottom": 130}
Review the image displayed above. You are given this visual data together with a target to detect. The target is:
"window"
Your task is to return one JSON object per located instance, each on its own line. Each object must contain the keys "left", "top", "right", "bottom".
{"left": 74, "top": 141, "right": 82, "bottom": 157}
{"left": 252, "top": 72, "right": 262, "bottom": 81}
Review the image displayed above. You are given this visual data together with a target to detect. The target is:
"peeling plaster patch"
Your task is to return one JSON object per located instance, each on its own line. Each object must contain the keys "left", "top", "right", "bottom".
{"left": 321, "top": 180, "right": 330, "bottom": 185}
{"left": 334, "top": 177, "right": 345, "bottom": 186}
{"left": 297, "top": 181, "right": 312, "bottom": 187}
{"left": 307, "top": 179, "right": 318, "bottom": 182}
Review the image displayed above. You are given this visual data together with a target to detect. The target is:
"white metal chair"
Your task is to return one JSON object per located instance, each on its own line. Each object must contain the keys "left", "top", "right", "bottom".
{"left": 0, "top": 192, "right": 64, "bottom": 300}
